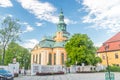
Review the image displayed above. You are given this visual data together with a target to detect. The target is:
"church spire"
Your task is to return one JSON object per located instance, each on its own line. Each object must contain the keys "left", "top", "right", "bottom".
{"left": 60, "top": 8, "right": 63, "bottom": 14}
{"left": 59, "top": 9, "right": 64, "bottom": 22}
{"left": 57, "top": 9, "right": 66, "bottom": 32}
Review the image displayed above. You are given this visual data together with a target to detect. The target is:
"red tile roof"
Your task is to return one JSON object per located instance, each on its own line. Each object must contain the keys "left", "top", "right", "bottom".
{"left": 97, "top": 32, "right": 120, "bottom": 53}
{"left": 106, "top": 32, "right": 120, "bottom": 43}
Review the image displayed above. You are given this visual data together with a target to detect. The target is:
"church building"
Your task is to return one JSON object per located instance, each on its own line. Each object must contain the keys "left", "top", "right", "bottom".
{"left": 97, "top": 32, "right": 120, "bottom": 66}
{"left": 31, "top": 10, "right": 70, "bottom": 65}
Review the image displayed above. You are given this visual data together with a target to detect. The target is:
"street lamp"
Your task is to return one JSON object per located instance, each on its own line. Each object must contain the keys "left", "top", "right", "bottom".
{"left": 104, "top": 43, "right": 111, "bottom": 80}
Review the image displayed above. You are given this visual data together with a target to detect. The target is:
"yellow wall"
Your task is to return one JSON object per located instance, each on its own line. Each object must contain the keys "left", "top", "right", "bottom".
{"left": 53, "top": 48, "right": 67, "bottom": 65}
{"left": 97, "top": 50, "right": 120, "bottom": 66}
{"left": 31, "top": 47, "right": 67, "bottom": 65}
{"left": 54, "top": 32, "right": 67, "bottom": 42}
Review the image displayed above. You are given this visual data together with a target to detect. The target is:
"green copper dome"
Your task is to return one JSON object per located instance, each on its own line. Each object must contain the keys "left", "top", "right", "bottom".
{"left": 57, "top": 9, "right": 67, "bottom": 32}
{"left": 53, "top": 42, "right": 66, "bottom": 48}
{"left": 39, "top": 36, "right": 54, "bottom": 48}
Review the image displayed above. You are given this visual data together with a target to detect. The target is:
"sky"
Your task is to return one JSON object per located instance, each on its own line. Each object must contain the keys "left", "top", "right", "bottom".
{"left": 0, "top": 0, "right": 120, "bottom": 49}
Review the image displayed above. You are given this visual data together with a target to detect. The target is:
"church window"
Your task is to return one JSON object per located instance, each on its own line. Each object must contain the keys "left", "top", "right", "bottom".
{"left": 36, "top": 54, "right": 38, "bottom": 63}
{"left": 61, "top": 53, "right": 64, "bottom": 64}
{"left": 115, "top": 53, "right": 119, "bottom": 59}
{"left": 39, "top": 54, "right": 41, "bottom": 64}
{"left": 48, "top": 53, "right": 52, "bottom": 65}
{"left": 33, "top": 55, "right": 35, "bottom": 63}
{"left": 54, "top": 54, "right": 56, "bottom": 65}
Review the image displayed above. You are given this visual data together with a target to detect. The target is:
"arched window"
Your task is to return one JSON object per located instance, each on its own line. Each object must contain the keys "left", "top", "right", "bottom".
{"left": 54, "top": 53, "right": 56, "bottom": 65}
{"left": 61, "top": 53, "right": 64, "bottom": 64}
{"left": 33, "top": 55, "right": 35, "bottom": 63}
{"left": 36, "top": 54, "right": 38, "bottom": 63}
{"left": 115, "top": 53, "right": 119, "bottom": 59}
{"left": 39, "top": 54, "right": 41, "bottom": 64}
{"left": 48, "top": 53, "right": 52, "bottom": 65}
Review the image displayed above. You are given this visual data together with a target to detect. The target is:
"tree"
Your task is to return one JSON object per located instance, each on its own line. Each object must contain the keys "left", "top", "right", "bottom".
{"left": 5, "top": 42, "right": 31, "bottom": 69}
{"left": 65, "top": 33, "right": 101, "bottom": 66}
{"left": 0, "top": 49, "right": 2, "bottom": 65}
{"left": 0, "top": 16, "right": 21, "bottom": 65}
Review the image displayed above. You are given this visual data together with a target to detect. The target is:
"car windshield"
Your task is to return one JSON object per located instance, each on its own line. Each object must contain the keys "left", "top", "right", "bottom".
{"left": 0, "top": 69, "right": 9, "bottom": 74}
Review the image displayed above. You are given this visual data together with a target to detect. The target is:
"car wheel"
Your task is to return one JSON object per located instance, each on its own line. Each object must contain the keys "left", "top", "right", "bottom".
{"left": 11, "top": 77, "right": 14, "bottom": 80}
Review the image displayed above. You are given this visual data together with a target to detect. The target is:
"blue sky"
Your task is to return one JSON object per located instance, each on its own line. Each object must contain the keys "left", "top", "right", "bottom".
{"left": 0, "top": 0, "right": 120, "bottom": 48}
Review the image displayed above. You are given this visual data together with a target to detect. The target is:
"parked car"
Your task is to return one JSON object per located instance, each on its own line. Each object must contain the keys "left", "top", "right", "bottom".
{"left": 0, "top": 69, "right": 14, "bottom": 80}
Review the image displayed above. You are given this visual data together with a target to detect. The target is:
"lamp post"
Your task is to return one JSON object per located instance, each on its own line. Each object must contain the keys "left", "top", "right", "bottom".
{"left": 104, "top": 44, "right": 111, "bottom": 80}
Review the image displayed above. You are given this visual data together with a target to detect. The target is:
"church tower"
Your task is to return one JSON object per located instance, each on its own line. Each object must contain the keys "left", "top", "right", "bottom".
{"left": 57, "top": 9, "right": 66, "bottom": 32}
{"left": 31, "top": 9, "right": 70, "bottom": 66}
{"left": 53, "top": 9, "right": 70, "bottom": 65}
{"left": 54, "top": 9, "right": 70, "bottom": 42}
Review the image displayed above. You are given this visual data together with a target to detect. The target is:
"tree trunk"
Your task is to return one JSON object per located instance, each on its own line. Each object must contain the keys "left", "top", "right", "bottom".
{"left": 2, "top": 47, "right": 6, "bottom": 65}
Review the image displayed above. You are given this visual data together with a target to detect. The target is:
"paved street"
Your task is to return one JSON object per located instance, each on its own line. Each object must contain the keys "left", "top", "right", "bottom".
{"left": 14, "top": 72, "right": 120, "bottom": 80}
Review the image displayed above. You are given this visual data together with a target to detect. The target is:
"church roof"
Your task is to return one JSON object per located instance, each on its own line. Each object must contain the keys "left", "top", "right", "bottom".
{"left": 97, "top": 32, "right": 120, "bottom": 53}
{"left": 63, "top": 31, "right": 70, "bottom": 38}
{"left": 39, "top": 36, "right": 54, "bottom": 48}
{"left": 53, "top": 42, "right": 66, "bottom": 48}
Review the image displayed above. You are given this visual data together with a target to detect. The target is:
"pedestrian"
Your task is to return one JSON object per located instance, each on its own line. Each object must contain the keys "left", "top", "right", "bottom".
{"left": 21, "top": 67, "right": 24, "bottom": 76}
{"left": 24, "top": 70, "right": 26, "bottom": 75}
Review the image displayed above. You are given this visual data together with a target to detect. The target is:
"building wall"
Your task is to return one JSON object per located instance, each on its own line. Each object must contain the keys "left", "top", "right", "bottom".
{"left": 97, "top": 50, "right": 120, "bottom": 66}
{"left": 54, "top": 32, "right": 67, "bottom": 42}
{"left": 31, "top": 47, "right": 67, "bottom": 65}
{"left": 53, "top": 48, "right": 67, "bottom": 65}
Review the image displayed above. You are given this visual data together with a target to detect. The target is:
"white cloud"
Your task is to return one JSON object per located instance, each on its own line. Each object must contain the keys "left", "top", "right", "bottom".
{"left": 94, "top": 42, "right": 102, "bottom": 47}
{"left": 36, "top": 22, "right": 42, "bottom": 27}
{"left": 17, "top": 0, "right": 76, "bottom": 24}
{"left": 17, "top": 0, "right": 57, "bottom": 23}
{"left": 19, "top": 22, "right": 34, "bottom": 33}
{"left": 0, "top": 0, "right": 13, "bottom": 7}
{"left": 65, "top": 19, "right": 78, "bottom": 25}
{"left": 7, "top": 14, "right": 13, "bottom": 17}
{"left": 76, "top": 0, "right": 81, "bottom": 4}
{"left": 0, "top": 14, "right": 13, "bottom": 22}
{"left": 21, "top": 39, "right": 39, "bottom": 48}
{"left": 25, "top": 25, "right": 34, "bottom": 32}
{"left": 81, "top": 0, "right": 120, "bottom": 33}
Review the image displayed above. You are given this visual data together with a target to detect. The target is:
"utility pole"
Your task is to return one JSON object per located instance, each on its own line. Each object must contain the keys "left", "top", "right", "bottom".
{"left": 104, "top": 43, "right": 111, "bottom": 80}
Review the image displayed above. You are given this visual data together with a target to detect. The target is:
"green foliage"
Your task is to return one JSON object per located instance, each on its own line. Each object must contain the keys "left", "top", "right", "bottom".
{"left": 94, "top": 57, "right": 102, "bottom": 65}
{"left": 0, "top": 16, "right": 21, "bottom": 64}
{"left": 109, "top": 66, "right": 120, "bottom": 72}
{"left": 65, "top": 33, "right": 101, "bottom": 66}
{"left": 0, "top": 48, "right": 2, "bottom": 64}
{"left": 0, "top": 55, "right": 2, "bottom": 65}
{"left": 5, "top": 42, "right": 31, "bottom": 69}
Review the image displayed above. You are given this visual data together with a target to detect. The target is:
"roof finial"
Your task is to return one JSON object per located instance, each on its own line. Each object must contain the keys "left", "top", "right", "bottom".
{"left": 60, "top": 8, "right": 63, "bottom": 14}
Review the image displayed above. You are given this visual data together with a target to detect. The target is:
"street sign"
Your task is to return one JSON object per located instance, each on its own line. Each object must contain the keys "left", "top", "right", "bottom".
{"left": 105, "top": 72, "right": 114, "bottom": 80}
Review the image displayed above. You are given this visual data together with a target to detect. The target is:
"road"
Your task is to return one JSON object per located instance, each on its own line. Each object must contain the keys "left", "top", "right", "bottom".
{"left": 15, "top": 72, "right": 119, "bottom": 80}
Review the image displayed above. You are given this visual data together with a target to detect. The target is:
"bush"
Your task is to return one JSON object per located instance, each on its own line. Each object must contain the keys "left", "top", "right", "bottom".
{"left": 99, "top": 70, "right": 106, "bottom": 72}
{"left": 76, "top": 71, "right": 96, "bottom": 73}
{"left": 36, "top": 71, "right": 64, "bottom": 76}
{"left": 109, "top": 66, "right": 120, "bottom": 72}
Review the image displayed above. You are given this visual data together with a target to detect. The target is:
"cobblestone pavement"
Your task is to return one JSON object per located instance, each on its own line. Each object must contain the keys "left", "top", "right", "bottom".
{"left": 14, "top": 72, "right": 120, "bottom": 80}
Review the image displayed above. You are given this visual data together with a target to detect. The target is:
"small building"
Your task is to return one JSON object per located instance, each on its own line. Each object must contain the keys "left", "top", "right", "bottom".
{"left": 97, "top": 32, "right": 120, "bottom": 66}
{"left": 31, "top": 10, "right": 70, "bottom": 65}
